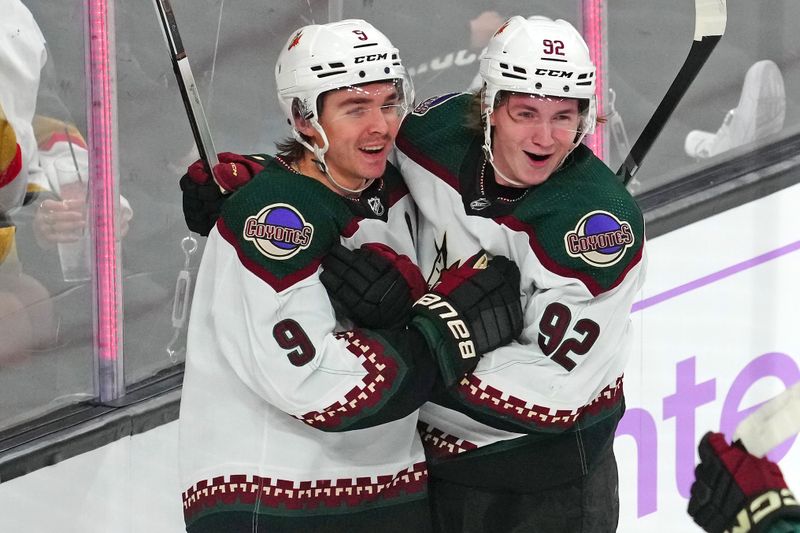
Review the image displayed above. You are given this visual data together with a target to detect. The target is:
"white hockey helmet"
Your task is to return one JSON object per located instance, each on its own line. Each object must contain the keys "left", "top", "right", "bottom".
{"left": 479, "top": 16, "right": 597, "bottom": 181}
{"left": 274, "top": 19, "right": 413, "bottom": 193}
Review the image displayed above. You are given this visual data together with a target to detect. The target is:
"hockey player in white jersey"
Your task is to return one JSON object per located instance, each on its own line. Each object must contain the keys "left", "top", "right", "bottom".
{"left": 178, "top": 15, "right": 644, "bottom": 532}
{"left": 385, "top": 16, "right": 647, "bottom": 532}
{"left": 177, "top": 19, "right": 523, "bottom": 533}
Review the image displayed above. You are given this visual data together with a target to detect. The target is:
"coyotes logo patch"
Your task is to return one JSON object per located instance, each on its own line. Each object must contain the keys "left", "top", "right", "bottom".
{"left": 243, "top": 203, "right": 314, "bottom": 260}
{"left": 564, "top": 210, "right": 634, "bottom": 267}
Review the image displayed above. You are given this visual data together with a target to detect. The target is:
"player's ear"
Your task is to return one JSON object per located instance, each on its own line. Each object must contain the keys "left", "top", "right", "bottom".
{"left": 292, "top": 100, "right": 316, "bottom": 139}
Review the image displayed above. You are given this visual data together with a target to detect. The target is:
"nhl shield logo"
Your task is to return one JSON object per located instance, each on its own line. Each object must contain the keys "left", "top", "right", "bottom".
{"left": 470, "top": 197, "right": 491, "bottom": 211}
{"left": 243, "top": 203, "right": 314, "bottom": 260}
{"left": 367, "top": 197, "right": 385, "bottom": 216}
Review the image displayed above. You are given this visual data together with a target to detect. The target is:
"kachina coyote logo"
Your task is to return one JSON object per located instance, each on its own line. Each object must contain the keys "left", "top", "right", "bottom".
{"left": 564, "top": 210, "right": 634, "bottom": 267}
{"left": 287, "top": 31, "right": 303, "bottom": 51}
{"left": 244, "top": 203, "right": 314, "bottom": 260}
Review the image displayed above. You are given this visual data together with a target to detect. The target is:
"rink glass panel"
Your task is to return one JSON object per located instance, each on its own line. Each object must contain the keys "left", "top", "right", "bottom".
{"left": 2, "top": 1, "right": 798, "bottom": 430}
{"left": 1, "top": 3, "right": 94, "bottom": 431}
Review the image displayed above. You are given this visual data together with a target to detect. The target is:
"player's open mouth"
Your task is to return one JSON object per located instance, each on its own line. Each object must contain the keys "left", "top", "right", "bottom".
{"left": 524, "top": 151, "right": 551, "bottom": 163}
{"left": 360, "top": 145, "right": 385, "bottom": 154}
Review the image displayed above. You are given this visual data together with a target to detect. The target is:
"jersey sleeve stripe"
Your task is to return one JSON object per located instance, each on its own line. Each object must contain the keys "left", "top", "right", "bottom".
{"left": 294, "top": 329, "right": 400, "bottom": 430}
{"left": 217, "top": 217, "right": 321, "bottom": 292}
{"left": 341, "top": 217, "right": 360, "bottom": 238}
{"left": 388, "top": 184, "right": 409, "bottom": 208}
{"left": 497, "top": 214, "right": 645, "bottom": 296}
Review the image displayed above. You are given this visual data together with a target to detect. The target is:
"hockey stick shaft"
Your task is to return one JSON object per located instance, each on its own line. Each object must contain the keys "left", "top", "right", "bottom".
{"left": 617, "top": 0, "right": 727, "bottom": 185}
{"left": 734, "top": 380, "right": 800, "bottom": 458}
{"left": 152, "top": 0, "right": 221, "bottom": 186}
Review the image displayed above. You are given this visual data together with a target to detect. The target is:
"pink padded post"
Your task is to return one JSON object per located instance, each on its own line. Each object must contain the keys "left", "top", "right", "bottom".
{"left": 86, "top": 0, "right": 123, "bottom": 401}
{"left": 582, "top": 0, "right": 608, "bottom": 163}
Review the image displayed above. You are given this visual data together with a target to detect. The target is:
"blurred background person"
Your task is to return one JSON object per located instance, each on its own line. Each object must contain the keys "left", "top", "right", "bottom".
{"left": 0, "top": 0, "right": 56, "bottom": 365}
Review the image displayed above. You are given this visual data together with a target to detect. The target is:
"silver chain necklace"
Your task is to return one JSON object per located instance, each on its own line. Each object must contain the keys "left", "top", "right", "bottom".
{"left": 479, "top": 159, "right": 527, "bottom": 204}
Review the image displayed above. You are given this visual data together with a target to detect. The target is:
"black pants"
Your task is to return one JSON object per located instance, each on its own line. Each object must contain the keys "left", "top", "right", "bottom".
{"left": 429, "top": 447, "right": 619, "bottom": 533}
{"left": 186, "top": 495, "right": 432, "bottom": 533}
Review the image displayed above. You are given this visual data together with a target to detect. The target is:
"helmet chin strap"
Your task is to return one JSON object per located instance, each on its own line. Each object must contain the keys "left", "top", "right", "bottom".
{"left": 485, "top": 149, "right": 527, "bottom": 188}
{"left": 293, "top": 120, "right": 374, "bottom": 195}
{"left": 482, "top": 107, "right": 526, "bottom": 188}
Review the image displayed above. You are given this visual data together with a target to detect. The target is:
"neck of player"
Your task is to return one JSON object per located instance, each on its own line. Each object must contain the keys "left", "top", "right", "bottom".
{"left": 295, "top": 151, "right": 369, "bottom": 198}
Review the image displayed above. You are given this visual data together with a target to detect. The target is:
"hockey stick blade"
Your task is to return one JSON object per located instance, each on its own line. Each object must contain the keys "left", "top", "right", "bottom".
{"left": 617, "top": 0, "right": 727, "bottom": 186}
{"left": 152, "top": 0, "right": 222, "bottom": 189}
{"left": 734, "top": 380, "right": 800, "bottom": 458}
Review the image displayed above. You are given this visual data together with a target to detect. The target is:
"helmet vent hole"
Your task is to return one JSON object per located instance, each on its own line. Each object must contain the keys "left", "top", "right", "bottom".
{"left": 384, "top": 67, "right": 390, "bottom": 74}
{"left": 535, "top": 82, "right": 543, "bottom": 90}
{"left": 358, "top": 70, "right": 366, "bottom": 78}
{"left": 512, "top": 66, "right": 527, "bottom": 74}
{"left": 563, "top": 86, "right": 570, "bottom": 92}
{"left": 329, "top": 62, "right": 345, "bottom": 68}
{"left": 310, "top": 65, "right": 323, "bottom": 72}
{"left": 318, "top": 70, "right": 347, "bottom": 78}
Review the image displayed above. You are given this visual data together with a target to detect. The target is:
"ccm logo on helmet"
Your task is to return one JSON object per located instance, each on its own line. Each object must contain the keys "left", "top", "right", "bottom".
{"left": 534, "top": 68, "right": 574, "bottom": 78}
{"left": 416, "top": 293, "right": 477, "bottom": 360}
{"left": 355, "top": 53, "right": 388, "bottom": 63}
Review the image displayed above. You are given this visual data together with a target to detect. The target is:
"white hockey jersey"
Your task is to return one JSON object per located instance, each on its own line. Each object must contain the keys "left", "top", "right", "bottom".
{"left": 179, "top": 155, "right": 434, "bottom": 532}
{"left": 395, "top": 93, "right": 647, "bottom": 491}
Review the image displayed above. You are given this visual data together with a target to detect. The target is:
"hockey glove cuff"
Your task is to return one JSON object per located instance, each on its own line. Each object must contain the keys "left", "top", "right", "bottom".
{"left": 688, "top": 431, "right": 800, "bottom": 533}
{"left": 321, "top": 242, "right": 426, "bottom": 329}
{"left": 180, "top": 152, "right": 264, "bottom": 235}
{"left": 185, "top": 152, "right": 264, "bottom": 191}
{"left": 410, "top": 252, "right": 523, "bottom": 387}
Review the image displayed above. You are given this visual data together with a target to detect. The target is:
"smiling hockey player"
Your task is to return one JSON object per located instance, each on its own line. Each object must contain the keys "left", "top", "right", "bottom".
{"left": 178, "top": 15, "right": 645, "bottom": 532}
{"left": 390, "top": 16, "right": 647, "bottom": 532}
{"left": 177, "top": 19, "right": 523, "bottom": 533}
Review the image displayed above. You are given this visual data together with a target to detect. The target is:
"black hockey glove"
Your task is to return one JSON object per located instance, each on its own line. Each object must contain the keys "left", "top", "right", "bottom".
{"left": 180, "top": 152, "right": 264, "bottom": 236}
{"left": 688, "top": 431, "right": 800, "bottom": 533}
{"left": 410, "top": 252, "right": 523, "bottom": 387}
{"left": 320, "top": 242, "right": 427, "bottom": 330}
